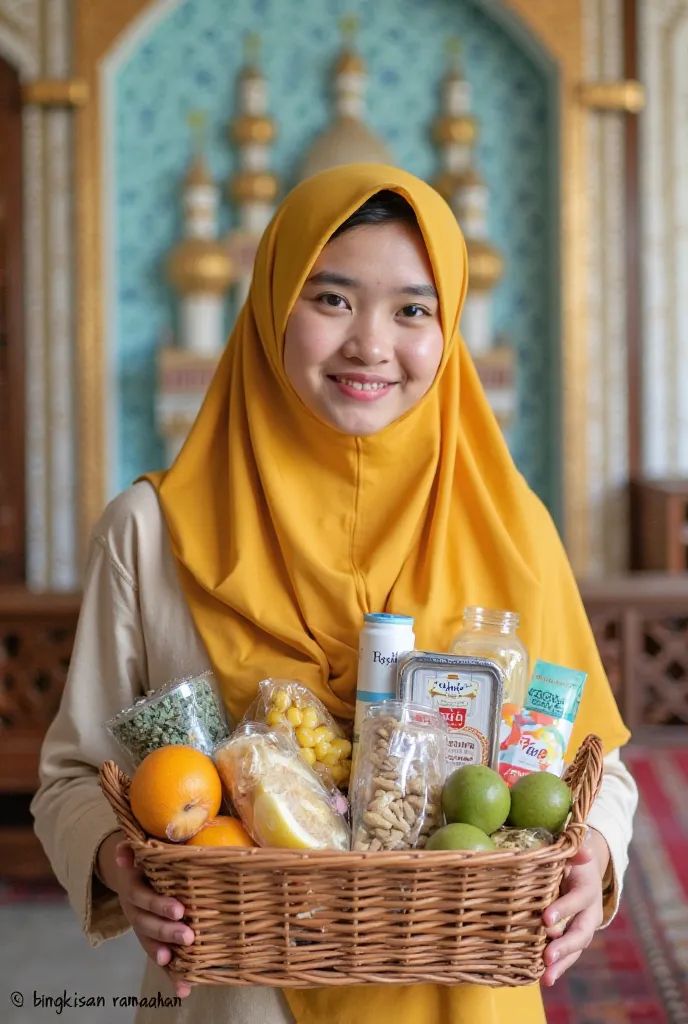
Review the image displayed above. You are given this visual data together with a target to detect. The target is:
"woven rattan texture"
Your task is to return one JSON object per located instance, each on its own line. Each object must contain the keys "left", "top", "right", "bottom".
{"left": 100, "top": 734, "right": 603, "bottom": 987}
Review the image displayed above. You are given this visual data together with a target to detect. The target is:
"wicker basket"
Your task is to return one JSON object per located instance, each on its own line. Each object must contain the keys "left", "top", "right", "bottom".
{"left": 99, "top": 733, "right": 604, "bottom": 988}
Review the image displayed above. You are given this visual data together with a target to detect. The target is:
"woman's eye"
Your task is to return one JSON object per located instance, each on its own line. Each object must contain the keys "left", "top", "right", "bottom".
{"left": 400, "top": 304, "right": 429, "bottom": 318}
{"left": 318, "top": 293, "right": 348, "bottom": 309}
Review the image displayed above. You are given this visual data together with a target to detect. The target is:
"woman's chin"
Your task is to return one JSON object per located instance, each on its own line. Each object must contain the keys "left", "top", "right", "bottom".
{"left": 323, "top": 406, "right": 398, "bottom": 436}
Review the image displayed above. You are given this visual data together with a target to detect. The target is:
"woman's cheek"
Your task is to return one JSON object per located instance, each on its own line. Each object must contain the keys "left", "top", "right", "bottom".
{"left": 294, "top": 311, "right": 346, "bottom": 367}
{"left": 400, "top": 331, "right": 443, "bottom": 385}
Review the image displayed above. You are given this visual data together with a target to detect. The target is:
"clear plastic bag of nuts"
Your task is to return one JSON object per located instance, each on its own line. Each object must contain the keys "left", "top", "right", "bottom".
{"left": 351, "top": 701, "right": 447, "bottom": 852}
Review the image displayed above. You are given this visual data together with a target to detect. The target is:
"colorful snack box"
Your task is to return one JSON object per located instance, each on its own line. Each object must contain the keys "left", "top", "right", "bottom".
{"left": 498, "top": 660, "right": 587, "bottom": 787}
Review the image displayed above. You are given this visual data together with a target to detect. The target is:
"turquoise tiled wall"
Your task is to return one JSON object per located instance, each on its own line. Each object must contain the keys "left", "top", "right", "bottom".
{"left": 114, "top": 0, "right": 557, "bottom": 512}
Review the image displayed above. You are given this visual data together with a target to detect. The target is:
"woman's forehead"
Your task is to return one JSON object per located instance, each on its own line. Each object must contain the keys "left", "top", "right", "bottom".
{"left": 306, "top": 221, "right": 438, "bottom": 292}
{"left": 253, "top": 166, "right": 468, "bottom": 352}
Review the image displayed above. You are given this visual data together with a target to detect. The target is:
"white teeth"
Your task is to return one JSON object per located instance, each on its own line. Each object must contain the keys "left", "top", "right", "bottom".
{"left": 334, "top": 377, "right": 389, "bottom": 391}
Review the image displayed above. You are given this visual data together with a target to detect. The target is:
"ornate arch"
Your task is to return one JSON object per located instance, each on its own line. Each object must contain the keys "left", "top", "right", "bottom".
{"left": 75, "top": 0, "right": 592, "bottom": 571}
{"left": 0, "top": 3, "right": 38, "bottom": 78}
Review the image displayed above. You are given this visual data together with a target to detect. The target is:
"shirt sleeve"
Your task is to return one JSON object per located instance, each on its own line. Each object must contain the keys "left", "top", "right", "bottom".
{"left": 586, "top": 748, "right": 638, "bottom": 927}
{"left": 30, "top": 534, "right": 148, "bottom": 946}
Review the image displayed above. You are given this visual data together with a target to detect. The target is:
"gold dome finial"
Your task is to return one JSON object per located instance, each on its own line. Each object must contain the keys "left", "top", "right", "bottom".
{"left": 340, "top": 14, "right": 359, "bottom": 46}
{"left": 170, "top": 114, "right": 234, "bottom": 295}
{"left": 185, "top": 110, "right": 213, "bottom": 187}
{"left": 337, "top": 14, "right": 364, "bottom": 75}
{"left": 187, "top": 110, "right": 207, "bottom": 151}
{"left": 445, "top": 36, "right": 464, "bottom": 79}
{"left": 242, "top": 31, "right": 263, "bottom": 78}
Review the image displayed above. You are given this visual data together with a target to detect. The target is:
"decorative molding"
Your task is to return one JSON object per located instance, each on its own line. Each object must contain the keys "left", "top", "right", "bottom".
{"left": 0, "top": 1, "right": 48, "bottom": 588}
{"left": 582, "top": 0, "right": 627, "bottom": 576}
{"left": 22, "top": 77, "right": 88, "bottom": 106}
{"left": 0, "top": 1, "right": 39, "bottom": 43}
{"left": 23, "top": 104, "right": 48, "bottom": 589}
{"left": 578, "top": 79, "right": 645, "bottom": 112}
{"left": 44, "top": 0, "right": 77, "bottom": 590}
{"left": 76, "top": 0, "right": 166, "bottom": 562}
{"left": 0, "top": 0, "right": 78, "bottom": 590}
{"left": 500, "top": 0, "right": 589, "bottom": 572}
{"left": 640, "top": 1, "right": 688, "bottom": 478}
{"left": 0, "top": 2, "right": 38, "bottom": 77}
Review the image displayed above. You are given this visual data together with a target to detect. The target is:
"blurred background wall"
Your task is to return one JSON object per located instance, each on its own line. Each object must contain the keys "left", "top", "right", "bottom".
{"left": 1, "top": 0, "right": 658, "bottom": 591}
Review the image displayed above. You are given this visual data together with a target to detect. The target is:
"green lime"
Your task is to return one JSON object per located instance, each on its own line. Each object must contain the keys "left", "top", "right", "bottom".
{"left": 507, "top": 772, "right": 572, "bottom": 833}
{"left": 441, "top": 765, "right": 511, "bottom": 835}
{"left": 426, "top": 823, "right": 495, "bottom": 852}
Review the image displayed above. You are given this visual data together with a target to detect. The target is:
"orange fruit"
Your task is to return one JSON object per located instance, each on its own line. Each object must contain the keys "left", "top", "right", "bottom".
{"left": 129, "top": 745, "right": 222, "bottom": 842}
{"left": 185, "top": 815, "right": 255, "bottom": 848}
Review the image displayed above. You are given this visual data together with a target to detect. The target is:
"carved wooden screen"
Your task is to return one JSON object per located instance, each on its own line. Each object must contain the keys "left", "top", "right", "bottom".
{"left": 0, "top": 57, "right": 25, "bottom": 584}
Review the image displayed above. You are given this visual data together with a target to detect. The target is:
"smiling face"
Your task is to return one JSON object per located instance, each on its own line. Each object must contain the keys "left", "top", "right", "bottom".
{"left": 283, "top": 219, "right": 444, "bottom": 436}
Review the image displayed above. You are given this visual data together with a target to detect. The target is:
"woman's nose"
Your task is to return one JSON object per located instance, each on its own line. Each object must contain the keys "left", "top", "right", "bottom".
{"left": 341, "top": 316, "right": 393, "bottom": 364}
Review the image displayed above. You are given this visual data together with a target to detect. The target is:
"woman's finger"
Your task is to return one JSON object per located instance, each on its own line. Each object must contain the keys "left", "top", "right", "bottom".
{"left": 112, "top": 848, "right": 143, "bottom": 896}
{"left": 568, "top": 844, "right": 594, "bottom": 868}
{"left": 127, "top": 878, "right": 186, "bottom": 922}
{"left": 171, "top": 978, "right": 192, "bottom": 999}
{"left": 131, "top": 928, "right": 194, "bottom": 1000}
{"left": 541, "top": 949, "right": 582, "bottom": 987}
{"left": 543, "top": 876, "right": 599, "bottom": 928}
{"left": 127, "top": 905, "right": 195, "bottom": 946}
{"left": 544, "top": 914, "right": 571, "bottom": 939}
{"left": 132, "top": 930, "right": 173, "bottom": 968}
{"left": 114, "top": 841, "right": 186, "bottom": 921}
{"left": 545, "top": 906, "right": 600, "bottom": 965}
{"left": 114, "top": 841, "right": 136, "bottom": 869}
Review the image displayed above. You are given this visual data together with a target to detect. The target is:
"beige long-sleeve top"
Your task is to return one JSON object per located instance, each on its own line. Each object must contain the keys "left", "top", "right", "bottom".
{"left": 31, "top": 483, "right": 638, "bottom": 1024}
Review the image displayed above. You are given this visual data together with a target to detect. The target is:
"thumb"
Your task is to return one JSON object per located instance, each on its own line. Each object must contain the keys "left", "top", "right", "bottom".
{"left": 569, "top": 833, "right": 594, "bottom": 868}
{"left": 115, "top": 841, "right": 134, "bottom": 868}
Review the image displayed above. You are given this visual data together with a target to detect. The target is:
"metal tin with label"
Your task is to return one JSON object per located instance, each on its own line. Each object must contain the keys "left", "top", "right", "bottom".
{"left": 396, "top": 652, "right": 504, "bottom": 772}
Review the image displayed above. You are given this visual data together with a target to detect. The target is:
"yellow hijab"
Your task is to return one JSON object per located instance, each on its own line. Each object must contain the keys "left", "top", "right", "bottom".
{"left": 145, "top": 164, "right": 629, "bottom": 1023}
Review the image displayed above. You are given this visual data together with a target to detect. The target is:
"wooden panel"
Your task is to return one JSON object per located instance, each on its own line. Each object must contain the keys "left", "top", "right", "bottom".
{"left": 580, "top": 573, "right": 688, "bottom": 736}
{"left": 0, "top": 590, "right": 80, "bottom": 793}
{"left": 0, "top": 591, "right": 79, "bottom": 877}
{"left": 0, "top": 57, "right": 25, "bottom": 584}
{"left": 0, "top": 827, "right": 55, "bottom": 881}
{"left": 632, "top": 480, "right": 688, "bottom": 572}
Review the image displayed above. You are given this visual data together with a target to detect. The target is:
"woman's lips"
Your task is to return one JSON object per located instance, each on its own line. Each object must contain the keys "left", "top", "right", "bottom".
{"left": 327, "top": 374, "right": 397, "bottom": 402}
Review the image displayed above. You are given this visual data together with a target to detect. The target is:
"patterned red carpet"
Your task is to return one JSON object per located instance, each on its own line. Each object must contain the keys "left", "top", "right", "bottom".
{"left": 543, "top": 747, "right": 688, "bottom": 1024}
{"left": 2, "top": 748, "right": 687, "bottom": 1022}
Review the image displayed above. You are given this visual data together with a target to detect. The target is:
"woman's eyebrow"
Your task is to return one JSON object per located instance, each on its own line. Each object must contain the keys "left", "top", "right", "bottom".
{"left": 400, "top": 283, "right": 438, "bottom": 299}
{"left": 307, "top": 270, "right": 359, "bottom": 288}
{"left": 307, "top": 270, "right": 437, "bottom": 300}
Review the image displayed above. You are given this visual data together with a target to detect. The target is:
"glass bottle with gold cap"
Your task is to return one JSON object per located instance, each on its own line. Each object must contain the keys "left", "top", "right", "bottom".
{"left": 450, "top": 608, "right": 528, "bottom": 706}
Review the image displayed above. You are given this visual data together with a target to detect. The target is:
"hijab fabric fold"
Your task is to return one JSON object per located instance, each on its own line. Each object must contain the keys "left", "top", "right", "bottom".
{"left": 143, "top": 163, "right": 629, "bottom": 1024}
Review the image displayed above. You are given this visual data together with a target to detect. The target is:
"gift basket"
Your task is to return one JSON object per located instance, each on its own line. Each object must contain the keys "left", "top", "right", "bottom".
{"left": 100, "top": 643, "right": 605, "bottom": 989}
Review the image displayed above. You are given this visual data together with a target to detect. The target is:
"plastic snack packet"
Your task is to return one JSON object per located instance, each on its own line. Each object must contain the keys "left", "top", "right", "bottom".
{"left": 213, "top": 723, "right": 350, "bottom": 852}
{"left": 106, "top": 671, "right": 231, "bottom": 769}
{"left": 351, "top": 701, "right": 446, "bottom": 852}
{"left": 498, "top": 660, "right": 587, "bottom": 787}
{"left": 243, "top": 679, "right": 353, "bottom": 790}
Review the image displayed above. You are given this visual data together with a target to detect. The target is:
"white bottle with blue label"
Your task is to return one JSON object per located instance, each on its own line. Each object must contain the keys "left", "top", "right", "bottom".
{"left": 352, "top": 613, "right": 416, "bottom": 767}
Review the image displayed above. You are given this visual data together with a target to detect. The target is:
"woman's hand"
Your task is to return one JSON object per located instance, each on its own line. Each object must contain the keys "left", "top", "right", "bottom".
{"left": 96, "top": 831, "right": 194, "bottom": 999}
{"left": 540, "top": 827, "right": 610, "bottom": 987}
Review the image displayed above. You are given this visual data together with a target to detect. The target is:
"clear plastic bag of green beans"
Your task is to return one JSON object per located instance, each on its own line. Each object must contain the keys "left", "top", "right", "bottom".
{"left": 106, "top": 671, "right": 232, "bottom": 768}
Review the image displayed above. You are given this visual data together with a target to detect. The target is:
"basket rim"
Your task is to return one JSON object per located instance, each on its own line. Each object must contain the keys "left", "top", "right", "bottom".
{"left": 99, "top": 733, "right": 604, "bottom": 865}
{"left": 124, "top": 835, "right": 581, "bottom": 862}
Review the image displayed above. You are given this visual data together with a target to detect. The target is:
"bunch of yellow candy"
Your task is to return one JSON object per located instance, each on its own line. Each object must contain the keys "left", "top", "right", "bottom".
{"left": 265, "top": 687, "right": 352, "bottom": 788}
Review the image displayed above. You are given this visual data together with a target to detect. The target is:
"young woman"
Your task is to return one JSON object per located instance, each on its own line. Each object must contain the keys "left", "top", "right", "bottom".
{"left": 32, "top": 164, "right": 637, "bottom": 1024}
